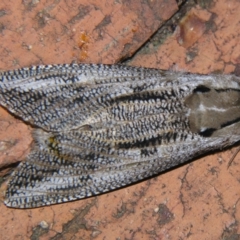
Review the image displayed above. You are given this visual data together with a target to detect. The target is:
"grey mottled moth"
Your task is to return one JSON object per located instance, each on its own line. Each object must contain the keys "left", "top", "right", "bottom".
{"left": 1, "top": 63, "right": 240, "bottom": 208}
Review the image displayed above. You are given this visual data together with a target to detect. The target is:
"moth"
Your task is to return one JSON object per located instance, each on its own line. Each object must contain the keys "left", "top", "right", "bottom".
{"left": 1, "top": 63, "right": 240, "bottom": 208}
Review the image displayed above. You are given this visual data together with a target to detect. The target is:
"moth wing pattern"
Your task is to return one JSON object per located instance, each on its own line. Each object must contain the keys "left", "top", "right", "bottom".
{"left": 1, "top": 63, "right": 240, "bottom": 208}
{"left": 0, "top": 64, "right": 166, "bottom": 131}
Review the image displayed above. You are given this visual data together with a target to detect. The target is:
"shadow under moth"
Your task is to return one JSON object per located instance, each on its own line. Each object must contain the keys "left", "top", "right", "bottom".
{"left": 1, "top": 63, "right": 240, "bottom": 208}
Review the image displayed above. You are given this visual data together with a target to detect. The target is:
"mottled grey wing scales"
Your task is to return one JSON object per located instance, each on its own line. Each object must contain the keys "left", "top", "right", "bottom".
{"left": 5, "top": 128, "right": 202, "bottom": 208}
{"left": 2, "top": 63, "right": 240, "bottom": 208}
{"left": 0, "top": 64, "right": 166, "bottom": 131}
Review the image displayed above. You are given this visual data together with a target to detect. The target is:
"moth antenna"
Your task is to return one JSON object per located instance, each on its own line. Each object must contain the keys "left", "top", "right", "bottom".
{"left": 227, "top": 146, "right": 240, "bottom": 169}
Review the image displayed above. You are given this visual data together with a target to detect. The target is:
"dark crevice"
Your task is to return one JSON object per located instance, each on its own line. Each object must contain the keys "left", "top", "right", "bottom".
{"left": 122, "top": 0, "right": 192, "bottom": 63}
{"left": 221, "top": 117, "right": 240, "bottom": 128}
{"left": 193, "top": 85, "right": 211, "bottom": 93}
{"left": 199, "top": 128, "right": 216, "bottom": 137}
{"left": 215, "top": 88, "right": 240, "bottom": 93}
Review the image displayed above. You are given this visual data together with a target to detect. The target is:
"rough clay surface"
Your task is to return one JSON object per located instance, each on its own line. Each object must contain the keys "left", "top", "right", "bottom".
{"left": 0, "top": 0, "right": 240, "bottom": 239}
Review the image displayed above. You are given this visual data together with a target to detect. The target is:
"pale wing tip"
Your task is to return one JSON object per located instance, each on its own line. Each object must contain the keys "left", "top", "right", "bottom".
{"left": 4, "top": 194, "right": 54, "bottom": 209}
{"left": 4, "top": 193, "right": 88, "bottom": 209}
{"left": 4, "top": 198, "right": 27, "bottom": 209}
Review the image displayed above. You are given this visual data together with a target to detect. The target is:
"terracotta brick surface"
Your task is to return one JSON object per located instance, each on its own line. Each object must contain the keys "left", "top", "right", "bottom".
{"left": 1, "top": 0, "right": 240, "bottom": 240}
{"left": 0, "top": 107, "right": 32, "bottom": 171}
{"left": 0, "top": 0, "right": 177, "bottom": 69}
